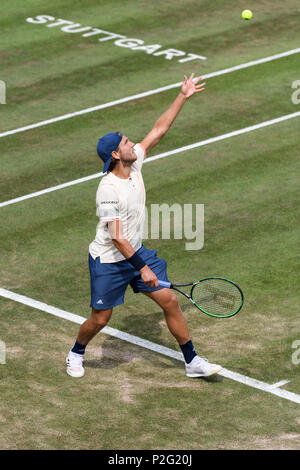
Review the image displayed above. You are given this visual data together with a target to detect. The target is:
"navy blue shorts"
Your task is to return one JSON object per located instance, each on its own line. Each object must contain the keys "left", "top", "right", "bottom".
{"left": 89, "top": 245, "right": 169, "bottom": 310}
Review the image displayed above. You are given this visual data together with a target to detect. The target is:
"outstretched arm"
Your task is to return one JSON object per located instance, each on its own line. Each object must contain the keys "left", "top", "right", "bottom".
{"left": 140, "top": 73, "right": 206, "bottom": 155}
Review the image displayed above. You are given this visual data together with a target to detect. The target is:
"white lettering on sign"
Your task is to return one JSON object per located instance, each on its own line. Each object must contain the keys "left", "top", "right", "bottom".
{"left": 154, "top": 48, "right": 186, "bottom": 60}
{"left": 291, "top": 80, "right": 300, "bottom": 105}
{"left": 131, "top": 44, "right": 162, "bottom": 55}
{"left": 114, "top": 38, "right": 145, "bottom": 48}
{"left": 26, "top": 15, "right": 55, "bottom": 24}
{"left": 25, "top": 15, "right": 207, "bottom": 62}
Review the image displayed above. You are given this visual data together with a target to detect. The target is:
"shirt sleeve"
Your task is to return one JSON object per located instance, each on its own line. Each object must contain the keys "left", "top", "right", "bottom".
{"left": 132, "top": 143, "right": 146, "bottom": 172}
{"left": 96, "top": 184, "right": 120, "bottom": 221}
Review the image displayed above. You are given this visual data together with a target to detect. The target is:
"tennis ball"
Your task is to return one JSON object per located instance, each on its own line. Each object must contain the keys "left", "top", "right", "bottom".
{"left": 242, "top": 9, "right": 253, "bottom": 20}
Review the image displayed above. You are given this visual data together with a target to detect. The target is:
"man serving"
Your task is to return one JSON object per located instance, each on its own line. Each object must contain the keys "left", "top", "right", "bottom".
{"left": 66, "top": 73, "right": 222, "bottom": 379}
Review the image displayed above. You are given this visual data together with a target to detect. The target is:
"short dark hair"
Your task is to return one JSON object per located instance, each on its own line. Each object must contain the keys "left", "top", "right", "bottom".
{"left": 107, "top": 156, "right": 119, "bottom": 172}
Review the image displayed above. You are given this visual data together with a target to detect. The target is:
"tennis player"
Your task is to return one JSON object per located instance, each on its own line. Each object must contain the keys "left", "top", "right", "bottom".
{"left": 66, "top": 73, "right": 222, "bottom": 378}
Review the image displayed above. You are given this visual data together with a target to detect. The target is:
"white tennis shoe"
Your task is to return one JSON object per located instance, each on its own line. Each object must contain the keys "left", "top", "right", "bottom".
{"left": 66, "top": 351, "right": 85, "bottom": 378}
{"left": 185, "top": 355, "right": 222, "bottom": 378}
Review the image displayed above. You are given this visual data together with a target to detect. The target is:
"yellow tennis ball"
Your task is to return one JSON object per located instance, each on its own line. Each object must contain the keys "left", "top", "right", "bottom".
{"left": 242, "top": 9, "right": 253, "bottom": 20}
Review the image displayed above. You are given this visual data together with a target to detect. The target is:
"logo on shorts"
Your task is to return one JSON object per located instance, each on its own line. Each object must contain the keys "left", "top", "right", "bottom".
{"left": 97, "top": 299, "right": 104, "bottom": 305}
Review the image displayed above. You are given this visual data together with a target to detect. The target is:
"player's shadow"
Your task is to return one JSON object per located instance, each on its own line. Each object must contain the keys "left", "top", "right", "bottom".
{"left": 84, "top": 310, "right": 181, "bottom": 372}
{"left": 84, "top": 310, "right": 224, "bottom": 383}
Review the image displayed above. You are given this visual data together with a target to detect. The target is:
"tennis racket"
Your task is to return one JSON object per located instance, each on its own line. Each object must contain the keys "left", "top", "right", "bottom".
{"left": 158, "top": 277, "right": 244, "bottom": 318}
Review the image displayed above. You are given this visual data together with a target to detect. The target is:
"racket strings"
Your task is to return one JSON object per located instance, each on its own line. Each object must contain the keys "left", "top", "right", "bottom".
{"left": 192, "top": 279, "right": 242, "bottom": 316}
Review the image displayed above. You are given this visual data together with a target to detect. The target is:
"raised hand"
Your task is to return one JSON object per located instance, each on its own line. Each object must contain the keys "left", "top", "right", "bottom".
{"left": 181, "top": 73, "right": 206, "bottom": 98}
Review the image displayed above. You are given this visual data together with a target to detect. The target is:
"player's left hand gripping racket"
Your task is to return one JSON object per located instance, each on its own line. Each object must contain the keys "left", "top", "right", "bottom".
{"left": 158, "top": 277, "right": 244, "bottom": 318}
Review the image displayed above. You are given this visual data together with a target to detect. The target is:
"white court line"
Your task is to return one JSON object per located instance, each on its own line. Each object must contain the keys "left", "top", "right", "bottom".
{"left": 0, "top": 286, "right": 299, "bottom": 405}
{"left": 270, "top": 380, "right": 290, "bottom": 389}
{"left": 1, "top": 110, "right": 300, "bottom": 208}
{"left": 0, "top": 48, "right": 299, "bottom": 139}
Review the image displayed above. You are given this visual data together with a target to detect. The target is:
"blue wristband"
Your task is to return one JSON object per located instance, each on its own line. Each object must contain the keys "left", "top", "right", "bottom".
{"left": 127, "top": 252, "right": 146, "bottom": 271}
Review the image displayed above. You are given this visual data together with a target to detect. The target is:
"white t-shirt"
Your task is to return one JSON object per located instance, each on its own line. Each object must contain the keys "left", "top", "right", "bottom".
{"left": 89, "top": 143, "right": 146, "bottom": 262}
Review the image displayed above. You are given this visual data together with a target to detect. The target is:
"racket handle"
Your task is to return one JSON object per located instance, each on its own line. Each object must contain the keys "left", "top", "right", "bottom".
{"left": 158, "top": 280, "right": 171, "bottom": 288}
